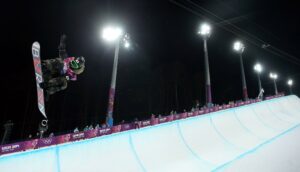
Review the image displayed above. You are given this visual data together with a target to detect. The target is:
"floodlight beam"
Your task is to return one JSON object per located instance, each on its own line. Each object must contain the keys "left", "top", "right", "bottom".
{"left": 233, "top": 41, "right": 245, "bottom": 53}
{"left": 254, "top": 63, "right": 263, "bottom": 73}
{"left": 269, "top": 72, "right": 278, "bottom": 95}
{"left": 102, "top": 27, "right": 123, "bottom": 42}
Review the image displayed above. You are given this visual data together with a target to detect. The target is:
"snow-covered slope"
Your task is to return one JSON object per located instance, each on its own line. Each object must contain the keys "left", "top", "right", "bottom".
{"left": 1, "top": 95, "right": 300, "bottom": 172}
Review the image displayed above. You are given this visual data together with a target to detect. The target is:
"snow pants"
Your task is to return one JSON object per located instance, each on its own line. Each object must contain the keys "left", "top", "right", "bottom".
{"left": 41, "top": 57, "right": 67, "bottom": 95}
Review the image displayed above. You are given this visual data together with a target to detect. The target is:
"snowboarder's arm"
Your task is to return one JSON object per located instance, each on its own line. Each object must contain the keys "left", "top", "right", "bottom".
{"left": 58, "top": 34, "right": 68, "bottom": 60}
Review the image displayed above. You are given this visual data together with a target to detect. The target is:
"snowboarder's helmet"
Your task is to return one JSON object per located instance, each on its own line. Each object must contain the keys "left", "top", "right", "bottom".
{"left": 70, "top": 56, "right": 85, "bottom": 74}
{"left": 70, "top": 57, "right": 85, "bottom": 69}
{"left": 70, "top": 60, "right": 80, "bottom": 69}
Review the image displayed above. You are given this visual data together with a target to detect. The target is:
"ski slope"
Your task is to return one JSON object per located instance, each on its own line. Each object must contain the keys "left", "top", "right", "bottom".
{"left": 1, "top": 95, "right": 300, "bottom": 172}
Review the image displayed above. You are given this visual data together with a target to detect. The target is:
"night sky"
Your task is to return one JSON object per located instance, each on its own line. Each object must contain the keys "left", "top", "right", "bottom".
{"left": 2, "top": 0, "right": 300, "bottom": 142}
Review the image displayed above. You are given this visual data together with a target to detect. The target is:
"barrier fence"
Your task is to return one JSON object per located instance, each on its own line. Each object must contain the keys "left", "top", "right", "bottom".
{"left": 0, "top": 94, "right": 284, "bottom": 156}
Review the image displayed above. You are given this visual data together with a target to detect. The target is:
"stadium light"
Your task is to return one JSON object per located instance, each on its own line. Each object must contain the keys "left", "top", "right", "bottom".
{"left": 287, "top": 79, "right": 293, "bottom": 94}
{"left": 123, "top": 33, "right": 130, "bottom": 48}
{"left": 233, "top": 41, "right": 248, "bottom": 100}
{"left": 102, "top": 26, "right": 123, "bottom": 42}
{"left": 254, "top": 63, "right": 263, "bottom": 97}
{"left": 233, "top": 41, "right": 245, "bottom": 53}
{"left": 288, "top": 79, "right": 293, "bottom": 86}
{"left": 269, "top": 73, "right": 278, "bottom": 79}
{"left": 101, "top": 25, "right": 130, "bottom": 127}
{"left": 198, "top": 23, "right": 212, "bottom": 107}
{"left": 124, "top": 41, "right": 130, "bottom": 48}
{"left": 198, "top": 23, "right": 211, "bottom": 37}
{"left": 269, "top": 72, "right": 278, "bottom": 95}
{"left": 254, "top": 63, "right": 263, "bottom": 73}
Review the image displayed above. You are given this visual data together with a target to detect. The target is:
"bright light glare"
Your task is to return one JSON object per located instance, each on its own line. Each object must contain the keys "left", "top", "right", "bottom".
{"left": 233, "top": 41, "right": 245, "bottom": 52}
{"left": 198, "top": 23, "right": 211, "bottom": 36}
{"left": 269, "top": 72, "right": 278, "bottom": 79}
{"left": 254, "top": 63, "right": 263, "bottom": 73}
{"left": 124, "top": 41, "right": 130, "bottom": 48}
{"left": 102, "top": 27, "right": 123, "bottom": 42}
{"left": 288, "top": 79, "right": 293, "bottom": 86}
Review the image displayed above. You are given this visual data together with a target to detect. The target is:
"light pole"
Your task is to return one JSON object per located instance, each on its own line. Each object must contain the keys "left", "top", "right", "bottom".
{"left": 254, "top": 63, "right": 263, "bottom": 94}
{"left": 233, "top": 41, "right": 248, "bottom": 100}
{"left": 102, "top": 26, "right": 130, "bottom": 127}
{"left": 287, "top": 79, "right": 293, "bottom": 94}
{"left": 269, "top": 72, "right": 278, "bottom": 95}
{"left": 198, "top": 23, "right": 212, "bottom": 107}
{"left": 1, "top": 120, "right": 14, "bottom": 145}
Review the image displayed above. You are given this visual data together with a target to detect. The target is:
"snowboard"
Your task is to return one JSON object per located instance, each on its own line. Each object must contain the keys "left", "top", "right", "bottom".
{"left": 32, "top": 42, "right": 47, "bottom": 119}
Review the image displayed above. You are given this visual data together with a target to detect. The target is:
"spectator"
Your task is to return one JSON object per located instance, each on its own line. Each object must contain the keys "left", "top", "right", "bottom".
{"left": 195, "top": 99, "right": 200, "bottom": 108}
{"left": 49, "top": 133, "right": 54, "bottom": 137}
{"left": 101, "top": 123, "right": 107, "bottom": 128}
{"left": 95, "top": 124, "right": 100, "bottom": 129}
{"left": 74, "top": 127, "right": 79, "bottom": 133}
{"left": 134, "top": 118, "right": 140, "bottom": 129}
{"left": 83, "top": 125, "right": 89, "bottom": 131}
{"left": 89, "top": 125, "right": 94, "bottom": 130}
{"left": 151, "top": 114, "right": 155, "bottom": 119}
{"left": 28, "top": 134, "right": 32, "bottom": 139}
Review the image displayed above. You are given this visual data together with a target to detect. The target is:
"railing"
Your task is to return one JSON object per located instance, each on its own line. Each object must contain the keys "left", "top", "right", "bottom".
{"left": 0, "top": 93, "right": 284, "bottom": 156}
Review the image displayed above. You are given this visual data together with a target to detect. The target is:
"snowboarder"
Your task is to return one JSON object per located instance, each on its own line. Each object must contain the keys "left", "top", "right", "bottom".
{"left": 39, "top": 34, "right": 85, "bottom": 100}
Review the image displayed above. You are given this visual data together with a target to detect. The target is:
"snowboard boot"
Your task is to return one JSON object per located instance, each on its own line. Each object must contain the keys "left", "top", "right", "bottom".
{"left": 39, "top": 82, "right": 47, "bottom": 89}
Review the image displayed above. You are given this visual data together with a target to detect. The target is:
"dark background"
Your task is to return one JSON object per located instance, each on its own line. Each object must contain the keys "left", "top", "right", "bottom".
{"left": 1, "top": 0, "right": 300, "bottom": 142}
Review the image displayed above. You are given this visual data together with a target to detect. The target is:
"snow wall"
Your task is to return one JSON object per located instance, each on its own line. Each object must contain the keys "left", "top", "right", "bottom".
{"left": 1, "top": 95, "right": 300, "bottom": 172}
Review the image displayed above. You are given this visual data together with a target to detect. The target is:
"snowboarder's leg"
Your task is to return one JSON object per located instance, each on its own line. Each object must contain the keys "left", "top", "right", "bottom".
{"left": 46, "top": 76, "right": 68, "bottom": 95}
{"left": 41, "top": 58, "right": 64, "bottom": 81}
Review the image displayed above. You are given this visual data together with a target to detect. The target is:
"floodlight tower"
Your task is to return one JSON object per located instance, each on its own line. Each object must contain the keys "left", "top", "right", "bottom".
{"left": 233, "top": 41, "right": 248, "bottom": 100}
{"left": 1, "top": 120, "right": 14, "bottom": 145}
{"left": 269, "top": 72, "right": 278, "bottom": 95}
{"left": 287, "top": 79, "right": 293, "bottom": 94}
{"left": 254, "top": 63, "right": 263, "bottom": 94}
{"left": 102, "top": 26, "right": 130, "bottom": 127}
{"left": 198, "top": 23, "right": 213, "bottom": 107}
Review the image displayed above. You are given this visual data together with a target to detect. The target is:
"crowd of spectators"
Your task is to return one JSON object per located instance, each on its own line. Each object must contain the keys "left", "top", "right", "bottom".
{"left": 29, "top": 97, "right": 264, "bottom": 139}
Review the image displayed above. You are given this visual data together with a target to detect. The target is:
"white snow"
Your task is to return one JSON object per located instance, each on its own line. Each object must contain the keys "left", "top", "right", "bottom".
{"left": 0, "top": 95, "right": 300, "bottom": 172}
